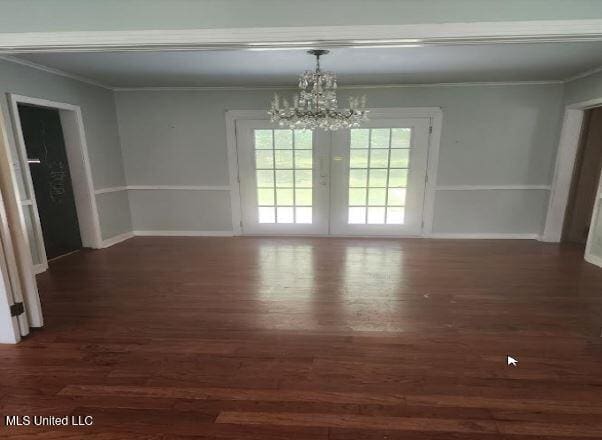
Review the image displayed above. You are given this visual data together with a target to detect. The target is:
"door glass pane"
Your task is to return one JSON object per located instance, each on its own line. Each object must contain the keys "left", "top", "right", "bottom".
{"left": 295, "top": 170, "right": 313, "bottom": 188}
{"left": 254, "top": 129, "right": 314, "bottom": 224}
{"left": 347, "top": 127, "right": 412, "bottom": 225}
{"left": 274, "top": 130, "right": 293, "bottom": 149}
{"left": 294, "top": 150, "right": 312, "bottom": 168}
{"left": 391, "top": 128, "right": 411, "bottom": 148}
{"left": 274, "top": 150, "right": 293, "bottom": 168}
{"left": 350, "top": 149, "right": 369, "bottom": 168}
{"left": 295, "top": 188, "right": 312, "bottom": 206}
{"left": 348, "top": 188, "right": 366, "bottom": 205}
{"left": 255, "top": 150, "right": 274, "bottom": 168}
{"left": 348, "top": 207, "right": 366, "bottom": 224}
{"left": 371, "top": 129, "right": 390, "bottom": 148}
{"left": 390, "top": 149, "right": 409, "bottom": 167}
{"left": 369, "top": 149, "right": 389, "bottom": 168}
{"left": 294, "top": 130, "right": 312, "bottom": 149}
{"left": 255, "top": 130, "right": 273, "bottom": 149}
{"left": 350, "top": 129, "right": 369, "bottom": 148}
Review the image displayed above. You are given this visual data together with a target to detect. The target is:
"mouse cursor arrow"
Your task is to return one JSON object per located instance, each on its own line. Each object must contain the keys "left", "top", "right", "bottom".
{"left": 507, "top": 355, "right": 518, "bottom": 367}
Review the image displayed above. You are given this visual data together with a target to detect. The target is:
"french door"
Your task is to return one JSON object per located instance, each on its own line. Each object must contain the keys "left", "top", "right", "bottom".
{"left": 235, "top": 115, "right": 431, "bottom": 236}
{"left": 237, "top": 120, "right": 330, "bottom": 234}
{"left": 330, "top": 118, "right": 430, "bottom": 235}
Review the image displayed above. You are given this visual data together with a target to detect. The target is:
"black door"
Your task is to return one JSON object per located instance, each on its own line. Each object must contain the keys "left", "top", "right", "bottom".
{"left": 18, "top": 104, "right": 82, "bottom": 260}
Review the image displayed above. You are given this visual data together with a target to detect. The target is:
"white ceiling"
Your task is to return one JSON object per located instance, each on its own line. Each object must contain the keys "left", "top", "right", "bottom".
{"left": 13, "top": 41, "right": 602, "bottom": 88}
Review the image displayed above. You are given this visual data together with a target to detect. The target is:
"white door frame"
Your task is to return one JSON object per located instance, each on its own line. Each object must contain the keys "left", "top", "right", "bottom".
{"left": 542, "top": 97, "right": 602, "bottom": 243}
{"left": 8, "top": 94, "right": 103, "bottom": 275}
{"left": 0, "top": 102, "right": 42, "bottom": 340}
{"left": 226, "top": 108, "right": 442, "bottom": 236}
{"left": 585, "top": 173, "right": 602, "bottom": 267}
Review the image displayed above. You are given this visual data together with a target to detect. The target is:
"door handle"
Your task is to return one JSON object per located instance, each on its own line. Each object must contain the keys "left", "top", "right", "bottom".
{"left": 27, "top": 158, "right": 41, "bottom": 164}
{"left": 319, "top": 156, "right": 329, "bottom": 186}
{"left": 319, "top": 156, "right": 328, "bottom": 178}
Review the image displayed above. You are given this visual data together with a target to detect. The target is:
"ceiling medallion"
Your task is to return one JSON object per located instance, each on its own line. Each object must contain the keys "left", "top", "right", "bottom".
{"left": 268, "top": 49, "right": 368, "bottom": 131}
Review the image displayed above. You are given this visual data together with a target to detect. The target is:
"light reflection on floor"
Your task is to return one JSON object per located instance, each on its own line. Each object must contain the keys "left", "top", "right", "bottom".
{"left": 254, "top": 240, "right": 407, "bottom": 332}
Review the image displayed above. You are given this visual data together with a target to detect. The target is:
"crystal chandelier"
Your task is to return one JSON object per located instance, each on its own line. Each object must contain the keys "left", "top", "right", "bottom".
{"left": 268, "top": 49, "right": 368, "bottom": 131}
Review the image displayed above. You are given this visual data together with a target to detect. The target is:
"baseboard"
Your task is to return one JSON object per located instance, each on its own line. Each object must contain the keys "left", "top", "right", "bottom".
{"left": 101, "top": 230, "right": 541, "bottom": 241}
{"left": 133, "top": 230, "right": 234, "bottom": 237}
{"left": 101, "top": 231, "right": 135, "bottom": 248}
{"left": 33, "top": 263, "right": 47, "bottom": 274}
{"left": 427, "top": 233, "right": 541, "bottom": 240}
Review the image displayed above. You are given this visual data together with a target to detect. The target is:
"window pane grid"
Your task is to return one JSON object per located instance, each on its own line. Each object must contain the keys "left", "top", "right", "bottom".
{"left": 347, "top": 128, "right": 411, "bottom": 225}
{"left": 255, "top": 129, "right": 313, "bottom": 224}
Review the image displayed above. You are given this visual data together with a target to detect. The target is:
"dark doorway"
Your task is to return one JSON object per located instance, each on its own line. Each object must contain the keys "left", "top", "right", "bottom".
{"left": 18, "top": 104, "right": 82, "bottom": 260}
{"left": 562, "top": 107, "right": 602, "bottom": 244}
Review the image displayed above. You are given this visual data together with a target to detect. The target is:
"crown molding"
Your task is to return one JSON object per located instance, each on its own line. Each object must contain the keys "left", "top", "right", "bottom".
{"left": 0, "top": 55, "right": 112, "bottom": 90}
{"left": 1, "top": 19, "right": 602, "bottom": 52}
{"left": 113, "top": 80, "right": 563, "bottom": 92}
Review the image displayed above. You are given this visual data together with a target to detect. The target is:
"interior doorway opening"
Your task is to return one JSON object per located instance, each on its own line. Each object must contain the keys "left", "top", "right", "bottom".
{"left": 8, "top": 94, "right": 102, "bottom": 275}
{"left": 17, "top": 104, "right": 84, "bottom": 261}
{"left": 562, "top": 107, "right": 602, "bottom": 246}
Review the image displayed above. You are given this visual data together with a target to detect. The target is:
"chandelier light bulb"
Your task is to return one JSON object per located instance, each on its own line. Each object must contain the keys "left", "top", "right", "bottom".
{"left": 267, "top": 49, "right": 369, "bottom": 131}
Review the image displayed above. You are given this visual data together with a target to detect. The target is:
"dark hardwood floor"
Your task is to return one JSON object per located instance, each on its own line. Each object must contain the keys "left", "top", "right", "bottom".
{"left": 1, "top": 237, "right": 602, "bottom": 439}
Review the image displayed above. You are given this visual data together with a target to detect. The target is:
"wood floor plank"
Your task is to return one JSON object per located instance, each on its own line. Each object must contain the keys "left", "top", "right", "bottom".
{"left": 1, "top": 237, "right": 601, "bottom": 438}
{"left": 59, "top": 384, "right": 404, "bottom": 405}
{"left": 215, "top": 411, "right": 500, "bottom": 434}
{"left": 404, "top": 394, "right": 602, "bottom": 415}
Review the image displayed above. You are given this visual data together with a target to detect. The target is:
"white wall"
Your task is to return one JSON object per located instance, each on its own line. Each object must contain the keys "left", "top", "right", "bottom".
{"left": 1, "top": 0, "right": 601, "bottom": 32}
{"left": 0, "top": 58, "right": 132, "bottom": 245}
{"left": 115, "top": 83, "right": 564, "bottom": 236}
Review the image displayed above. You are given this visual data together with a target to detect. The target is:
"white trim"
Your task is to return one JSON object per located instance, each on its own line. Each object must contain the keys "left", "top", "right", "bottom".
{"left": 94, "top": 185, "right": 232, "bottom": 195}
{"left": 0, "top": 179, "right": 27, "bottom": 342}
{"left": 0, "top": 97, "right": 41, "bottom": 334}
{"left": 9, "top": 96, "right": 50, "bottom": 272}
{"left": 1, "top": 20, "right": 602, "bottom": 52}
{"left": 133, "top": 230, "right": 234, "bottom": 237}
{"left": 94, "top": 186, "right": 128, "bottom": 195}
{"left": 436, "top": 185, "right": 551, "bottom": 191}
{"left": 565, "top": 65, "right": 602, "bottom": 83}
{"left": 366, "top": 107, "right": 443, "bottom": 119}
{"left": 584, "top": 185, "right": 602, "bottom": 267}
{"left": 225, "top": 111, "right": 265, "bottom": 236}
{"left": 421, "top": 111, "right": 443, "bottom": 236}
{"left": 0, "top": 55, "right": 111, "bottom": 89}
{"left": 9, "top": 94, "right": 104, "bottom": 251}
{"left": 113, "top": 81, "right": 563, "bottom": 92}
{"left": 427, "top": 233, "right": 541, "bottom": 240}
{"left": 567, "top": 97, "right": 602, "bottom": 110}
{"left": 542, "top": 100, "right": 602, "bottom": 242}
{"left": 33, "top": 263, "right": 47, "bottom": 275}
{"left": 127, "top": 185, "right": 231, "bottom": 191}
{"left": 101, "top": 231, "right": 135, "bottom": 248}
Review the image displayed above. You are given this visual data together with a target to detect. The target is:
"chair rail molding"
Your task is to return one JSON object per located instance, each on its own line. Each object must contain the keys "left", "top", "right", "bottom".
{"left": 94, "top": 185, "right": 231, "bottom": 195}
{"left": 435, "top": 185, "right": 551, "bottom": 191}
